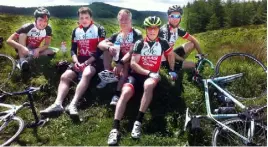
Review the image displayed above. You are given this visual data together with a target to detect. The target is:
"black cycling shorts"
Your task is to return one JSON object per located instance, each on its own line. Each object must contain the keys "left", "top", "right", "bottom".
{"left": 122, "top": 73, "right": 158, "bottom": 94}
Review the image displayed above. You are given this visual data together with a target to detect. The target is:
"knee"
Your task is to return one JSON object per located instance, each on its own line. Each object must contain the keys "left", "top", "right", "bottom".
{"left": 120, "top": 86, "right": 134, "bottom": 101}
{"left": 60, "top": 73, "right": 70, "bottom": 82}
{"left": 82, "top": 66, "right": 96, "bottom": 78}
{"left": 18, "top": 34, "right": 27, "bottom": 44}
{"left": 187, "top": 42, "right": 195, "bottom": 50}
{"left": 144, "top": 80, "right": 157, "bottom": 92}
{"left": 60, "top": 71, "right": 73, "bottom": 82}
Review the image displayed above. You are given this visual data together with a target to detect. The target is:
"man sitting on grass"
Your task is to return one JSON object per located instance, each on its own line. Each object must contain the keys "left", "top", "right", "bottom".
{"left": 6, "top": 7, "right": 56, "bottom": 71}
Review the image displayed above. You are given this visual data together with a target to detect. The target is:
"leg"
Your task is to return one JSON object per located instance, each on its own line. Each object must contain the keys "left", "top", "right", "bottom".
{"left": 114, "top": 85, "right": 134, "bottom": 120}
{"left": 131, "top": 78, "right": 158, "bottom": 139}
{"left": 108, "top": 76, "right": 136, "bottom": 145}
{"left": 103, "top": 50, "right": 113, "bottom": 70}
{"left": 54, "top": 69, "right": 77, "bottom": 105}
{"left": 182, "top": 42, "right": 195, "bottom": 58}
{"left": 108, "top": 85, "right": 134, "bottom": 145}
{"left": 40, "top": 69, "right": 77, "bottom": 115}
{"left": 96, "top": 51, "right": 113, "bottom": 89}
{"left": 139, "top": 78, "right": 158, "bottom": 113}
{"left": 70, "top": 65, "right": 96, "bottom": 106}
{"left": 110, "top": 63, "right": 129, "bottom": 105}
{"left": 17, "top": 34, "right": 29, "bottom": 58}
{"left": 116, "top": 63, "right": 129, "bottom": 91}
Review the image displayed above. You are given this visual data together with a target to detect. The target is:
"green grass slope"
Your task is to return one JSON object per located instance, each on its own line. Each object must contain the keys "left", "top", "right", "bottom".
{"left": 0, "top": 14, "right": 266, "bottom": 146}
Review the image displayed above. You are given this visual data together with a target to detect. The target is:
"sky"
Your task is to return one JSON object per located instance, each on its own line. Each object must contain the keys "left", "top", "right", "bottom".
{"left": 0, "top": 0, "right": 195, "bottom": 12}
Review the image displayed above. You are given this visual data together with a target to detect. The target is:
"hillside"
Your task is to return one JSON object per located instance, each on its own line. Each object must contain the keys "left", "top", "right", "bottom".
{"left": 0, "top": 14, "right": 266, "bottom": 146}
{"left": 0, "top": 2, "right": 167, "bottom": 25}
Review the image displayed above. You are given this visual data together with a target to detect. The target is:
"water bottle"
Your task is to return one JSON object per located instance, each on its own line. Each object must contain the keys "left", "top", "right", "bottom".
{"left": 61, "top": 41, "right": 67, "bottom": 54}
{"left": 113, "top": 41, "right": 120, "bottom": 61}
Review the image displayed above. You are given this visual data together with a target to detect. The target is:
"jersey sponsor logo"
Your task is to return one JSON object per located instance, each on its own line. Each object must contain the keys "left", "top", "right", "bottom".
{"left": 169, "top": 28, "right": 178, "bottom": 45}
{"left": 139, "top": 42, "right": 162, "bottom": 72}
{"left": 141, "top": 42, "right": 161, "bottom": 56}
{"left": 115, "top": 31, "right": 135, "bottom": 55}
{"left": 74, "top": 25, "right": 100, "bottom": 56}
{"left": 27, "top": 29, "right": 47, "bottom": 48}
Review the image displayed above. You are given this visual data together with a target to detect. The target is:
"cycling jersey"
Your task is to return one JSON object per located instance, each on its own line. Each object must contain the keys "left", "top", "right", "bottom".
{"left": 159, "top": 23, "right": 189, "bottom": 46}
{"left": 132, "top": 37, "right": 172, "bottom": 73}
{"left": 159, "top": 23, "right": 189, "bottom": 61}
{"left": 71, "top": 23, "right": 106, "bottom": 63}
{"left": 15, "top": 23, "right": 52, "bottom": 49}
{"left": 107, "top": 28, "right": 142, "bottom": 56}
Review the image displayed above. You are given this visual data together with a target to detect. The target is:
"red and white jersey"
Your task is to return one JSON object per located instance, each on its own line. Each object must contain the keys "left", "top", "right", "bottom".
{"left": 71, "top": 23, "right": 106, "bottom": 62}
{"left": 132, "top": 37, "right": 172, "bottom": 73}
{"left": 15, "top": 23, "right": 52, "bottom": 48}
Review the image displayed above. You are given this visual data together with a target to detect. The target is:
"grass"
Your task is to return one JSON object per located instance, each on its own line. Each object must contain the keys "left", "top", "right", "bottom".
{"left": 0, "top": 14, "right": 267, "bottom": 146}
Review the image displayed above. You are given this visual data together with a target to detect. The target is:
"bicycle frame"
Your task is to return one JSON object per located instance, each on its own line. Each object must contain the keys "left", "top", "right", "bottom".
{"left": 200, "top": 73, "right": 247, "bottom": 120}
{"left": 0, "top": 87, "right": 46, "bottom": 127}
{"left": 0, "top": 102, "right": 29, "bottom": 121}
{"left": 188, "top": 73, "right": 256, "bottom": 143}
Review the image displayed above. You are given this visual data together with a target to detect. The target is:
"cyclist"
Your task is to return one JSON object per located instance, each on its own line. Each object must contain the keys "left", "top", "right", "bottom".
{"left": 107, "top": 16, "right": 175, "bottom": 145}
{"left": 97, "top": 9, "right": 142, "bottom": 106}
{"left": 159, "top": 5, "right": 203, "bottom": 74}
{"left": 6, "top": 7, "right": 55, "bottom": 71}
{"left": 40, "top": 7, "right": 106, "bottom": 118}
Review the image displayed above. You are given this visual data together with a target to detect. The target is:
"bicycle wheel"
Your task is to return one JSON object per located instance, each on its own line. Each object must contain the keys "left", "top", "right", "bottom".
{"left": 214, "top": 53, "right": 267, "bottom": 100}
{"left": 0, "top": 114, "right": 24, "bottom": 146}
{"left": 212, "top": 118, "right": 267, "bottom": 146}
{"left": 0, "top": 54, "right": 16, "bottom": 90}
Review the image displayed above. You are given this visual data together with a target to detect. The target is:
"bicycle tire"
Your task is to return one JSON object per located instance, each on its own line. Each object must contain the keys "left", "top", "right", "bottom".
{"left": 0, "top": 54, "right": 16, "bottom": 90}
{"left": 212, "top": 118, "right": 267, "bottom": 146}
{"left": 214, "top": 52, "right": 267, "bottom": 100}
{"left": 0, "top": 114, "right": 24, "bottom": 146}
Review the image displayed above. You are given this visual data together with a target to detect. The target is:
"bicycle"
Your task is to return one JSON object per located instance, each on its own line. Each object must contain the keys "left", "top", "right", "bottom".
{"left": 0, "top": 86, "right": 49, "bottom": 146}
{"left": 184, "top": 52, "right": 267, "bottom": 146}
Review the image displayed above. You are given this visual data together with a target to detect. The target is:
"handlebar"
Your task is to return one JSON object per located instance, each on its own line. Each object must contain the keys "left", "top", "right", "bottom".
{"left": 195, "top": 53, "right": 208, "bottom": 60}
{"left": 195, "top": 54, "right": 214, "bottom": 71}
{"left": 0, "top": 85, "right": 47, "bottom": 99}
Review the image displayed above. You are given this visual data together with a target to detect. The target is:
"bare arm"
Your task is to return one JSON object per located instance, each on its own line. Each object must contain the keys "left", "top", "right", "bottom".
{"left": 130, "top": 54, "right": 150, "bottom": 76}
{"left": 6, "top": 33, "right": 26, "bottom": 50}
{"left": 72, "top": 55, "right": 79, "bottom": 63}
{"left": 167, "top": 51, "right": 175, "bottom": 71}
{"left": 174, "top": 53, "right": 185, "bottom": 61}
{"left": 186, "top": 35, "right": 202, "bottom": 54}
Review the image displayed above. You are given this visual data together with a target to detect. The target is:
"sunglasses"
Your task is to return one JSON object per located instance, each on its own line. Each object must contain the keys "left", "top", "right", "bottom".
{"left": 169, "top": 14, "right": 181, "bottom": 19}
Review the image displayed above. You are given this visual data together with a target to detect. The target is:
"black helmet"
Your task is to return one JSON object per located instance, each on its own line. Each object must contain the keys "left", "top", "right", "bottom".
{"left": 34, "top": 7, "right": 50, "bottom": 19}
{"left": 167, "top": 5, "right": 183, "bottom": 15}
{"left": 143, "top": 16, "right": 162, "bottom": 27}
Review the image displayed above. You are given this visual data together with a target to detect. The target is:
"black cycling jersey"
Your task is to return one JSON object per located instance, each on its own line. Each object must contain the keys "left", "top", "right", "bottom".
{"left": 107, "top": 28, "right": 142, "bottom": 56}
